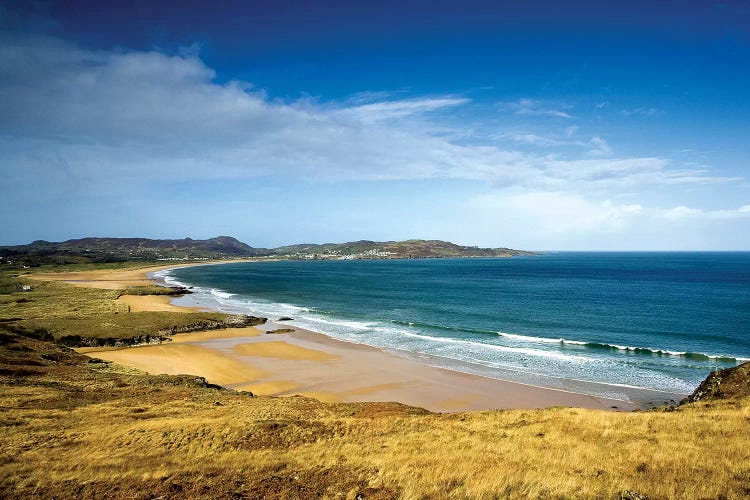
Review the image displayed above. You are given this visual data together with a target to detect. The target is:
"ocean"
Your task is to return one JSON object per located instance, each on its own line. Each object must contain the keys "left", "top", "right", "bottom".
{"left": 158, "top": 253, "right": 750, "bottom": 402}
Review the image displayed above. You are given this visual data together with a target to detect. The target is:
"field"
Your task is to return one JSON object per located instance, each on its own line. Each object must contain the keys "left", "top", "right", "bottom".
{"left": 0, "top": 264, "right": 749, "bottom": 499}
{"left": 0, "top": 270, "right": 262, "bottom": 345}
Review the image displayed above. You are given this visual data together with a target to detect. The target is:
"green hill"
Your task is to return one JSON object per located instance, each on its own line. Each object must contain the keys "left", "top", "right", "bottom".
{"left": 1, "top": 237, "right": 533, "bottom": 266}
{"left": 273, "top": 239, "right": 534, "bottom": 259}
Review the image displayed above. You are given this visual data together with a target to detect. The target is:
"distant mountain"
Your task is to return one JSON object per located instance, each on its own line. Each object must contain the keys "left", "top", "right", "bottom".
{"left": 0, "top": 236, "right": 269, "bottom": 265}
{"left": 272, "top": 239, "right": 535, "bottom": 259}
{"left": 26, "top": 236, "right": 262, "bottom": 255}
{"left": 0, "top": 237, "right": 533, "bottom": 266}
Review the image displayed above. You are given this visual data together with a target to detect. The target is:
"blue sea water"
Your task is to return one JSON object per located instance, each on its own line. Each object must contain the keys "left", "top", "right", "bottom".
{"left": 161, "top": 253, "right": 750, "bottom": 400}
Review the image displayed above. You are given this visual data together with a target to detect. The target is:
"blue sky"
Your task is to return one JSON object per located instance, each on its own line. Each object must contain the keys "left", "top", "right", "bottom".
{"left": 1, "top": 0, "right": 749, "bottom": 250}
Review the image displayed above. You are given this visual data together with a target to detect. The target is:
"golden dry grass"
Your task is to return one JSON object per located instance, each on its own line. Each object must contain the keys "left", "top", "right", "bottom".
{"left": 1, "top": 331, "right": 748, "bottom": 499}
{"left": 1, "top": 267, "right": 749, "bottom": 499}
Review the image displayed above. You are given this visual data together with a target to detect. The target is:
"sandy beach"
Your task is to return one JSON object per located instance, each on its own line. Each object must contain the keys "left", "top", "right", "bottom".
{"left": 40, "top": 262, "right": 651, "bottom": 412}
{"left": 86, "top": 322, "right": 635, "bottom": 411}
{"left": 27, "top": 260, "right": 247, "bottom": 289}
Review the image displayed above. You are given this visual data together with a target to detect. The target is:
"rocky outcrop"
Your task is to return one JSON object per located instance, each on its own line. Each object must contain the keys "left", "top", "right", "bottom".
{"left": 681, "top": 362, "right": 750, "bottom": 404}
{"left": 118, "top": 286, "right": 193, "bottom": 297}
{"left": 57, "top": 315, "right": 267, "bottom": 348}
{"left": 266, "top": 328, "right": 295, "bottom": 335}
{"left": 145, "top": 374, "right": 226, "bottom": 390}
{"left": 154, "top": 314, "right": 266, "bottom": 336}
{"left": 57, "top": 334, "right": 172, "bottom": 348}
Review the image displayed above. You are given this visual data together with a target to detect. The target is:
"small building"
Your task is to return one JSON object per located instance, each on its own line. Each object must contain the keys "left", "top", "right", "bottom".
{"left": 21, "top": 285, "right": 32, "bottom": 292}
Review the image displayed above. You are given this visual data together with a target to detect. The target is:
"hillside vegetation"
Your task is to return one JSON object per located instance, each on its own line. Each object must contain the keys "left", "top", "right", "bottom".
{"left": 0, "top": 236, "right": 264, "bottom": 265}
{"left": 1, "top": 237, "right": 533, "bottom": 266}
{"left": 274, "top": 239, "right": 534, "bottom": 259}
{"left": 0, "top": 266, "right": 748, "bottom": 499}
{"left": 0, "top": 274, "right": 264, "bottom": 347}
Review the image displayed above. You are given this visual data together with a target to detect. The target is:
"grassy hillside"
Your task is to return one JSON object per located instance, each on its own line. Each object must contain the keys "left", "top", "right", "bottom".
{"left": 1, "top": 237, "right": 533, "bottom": 267}
{"left": 1, "top": 328, "right": 749, "bottom": 499}
{"left": 0, "top": 236, "right": 264, "bottom": 265}
{"left": 273, "top": 239, "right": 535, "bottom": 259}
{"left": 0, "top": 266, "right": 748, "bottom": 499}
{"left": 0, "top": 271, "right": 264, "bottom": 347}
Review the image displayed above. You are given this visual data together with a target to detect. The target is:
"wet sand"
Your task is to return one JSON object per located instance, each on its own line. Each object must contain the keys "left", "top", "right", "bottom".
{"left": 85, "top": 322, "right": 635, "bottom": 412}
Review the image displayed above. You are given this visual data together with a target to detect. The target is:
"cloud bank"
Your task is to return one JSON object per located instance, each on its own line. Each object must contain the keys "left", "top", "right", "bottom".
{"left": 0, "top": 33, "right": 747, "bottom": 249}
{"left": 1, "top": 34, "right": 733, "bottom": 189}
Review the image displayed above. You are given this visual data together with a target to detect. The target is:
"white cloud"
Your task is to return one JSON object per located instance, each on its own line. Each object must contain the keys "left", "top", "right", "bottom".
{"left": 661, "top": 205, "right": 750, "bottom": 220}
{"left": 335, "top": 96, "right": 470, "bottom": 122}
{"left": 541, "top": 157, "right": 737, "bottom": 188}
{"left": 503, "top": 98, "right": 573, "bottom": 118}
{"left": 460, "top": 191, "right": 750, "bottom": 250}
{"left": 661, "top": 205, "right": 703, "bottom": 220}
{"left": 621, "top": 107, "right": 662, "bottom": 117}
{"left": 587, "top": 136, "right": 613, "bottom": 156}
{"left": 469, "top": 191, "right": 643, "bottom": 234}
{"left": 0, "top": 34, "right": 739, "bottom": 196}
{"left": 495, "top": 132, "right": 569, "bottom": 147}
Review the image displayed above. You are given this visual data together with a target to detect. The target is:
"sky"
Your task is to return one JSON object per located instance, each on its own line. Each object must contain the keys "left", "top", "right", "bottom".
{"left": 1, "top": 0, "right": 749, "bottom": 250}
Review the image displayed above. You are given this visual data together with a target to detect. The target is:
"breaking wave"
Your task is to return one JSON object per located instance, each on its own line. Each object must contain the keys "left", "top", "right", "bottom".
{"left": 497, "top": 332, "right": 749, "bottom": 363}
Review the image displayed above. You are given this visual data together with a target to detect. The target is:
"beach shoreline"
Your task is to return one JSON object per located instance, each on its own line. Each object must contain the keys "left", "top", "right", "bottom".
{"left": 39, "top": 261, "right": 676, "bottom": 412}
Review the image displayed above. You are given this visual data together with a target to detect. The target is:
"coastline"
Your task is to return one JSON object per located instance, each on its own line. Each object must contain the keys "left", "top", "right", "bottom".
{"left": 25, "top": 258, "right": 254, "bottom": 289}
{"left": 33, "top": 261, "right": 681, "bottom": 412}
{"left": 28, "top": 261, "right": 682, "bottom": 411}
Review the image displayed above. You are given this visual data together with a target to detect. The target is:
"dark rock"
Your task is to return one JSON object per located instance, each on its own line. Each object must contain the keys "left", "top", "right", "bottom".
{"left": 57, "top": 334, "right": 172, "bottom": 348}
{"left": 266, "top": 328, "right": 296, "bottom": 335}
{"left": 147, "top": 375, "right": 226, "bottom": 391}
{"left": 87, "top": 358, "right": 106, "bottom": 364}
{"left": 681, "top": 362, "right": 750, "bottom": 404}
{"left": 277, "top": 317, "right": 294, "bottom": 321}
{"left": 155, "top": 314, "right": 267, "bottom": 336}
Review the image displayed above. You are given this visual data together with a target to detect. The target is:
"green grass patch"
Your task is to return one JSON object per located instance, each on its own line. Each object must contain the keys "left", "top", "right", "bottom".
{"left": 118, "top": 285, "right": 189, "bottom": 297}
{"left": 0, "top": 269, "right": 263, "bottom": 346}
{"left": 0, "top": 280, "right": 126, "bottom": 320}
{"left": 0, "top": 276, "right": 21, "bottom": 295}
{"left": 15, "top": 311, "right": 236, "bottom": 341}
{"left": 23, "top": 260, "right": 165, "bottom": 273}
